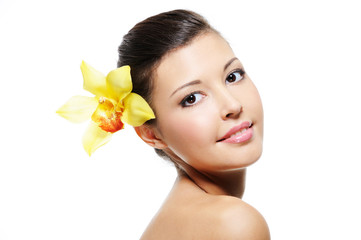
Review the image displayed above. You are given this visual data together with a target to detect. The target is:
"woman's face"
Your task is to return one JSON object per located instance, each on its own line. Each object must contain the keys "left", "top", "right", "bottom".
{"left": 151, "top": 32, "right": 263, "bottom": 173}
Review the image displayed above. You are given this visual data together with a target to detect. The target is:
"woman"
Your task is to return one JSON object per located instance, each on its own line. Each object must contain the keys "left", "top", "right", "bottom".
{"left": 58, "top": 9, "right": 270, "bottom": 239}
{"left": 118, "top": 10, "right": 270, "bottom": 239}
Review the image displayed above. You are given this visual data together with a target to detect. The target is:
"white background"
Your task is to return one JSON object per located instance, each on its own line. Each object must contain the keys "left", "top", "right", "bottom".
{"left": 1, "top": 0, "right": 360, "bottom": 239}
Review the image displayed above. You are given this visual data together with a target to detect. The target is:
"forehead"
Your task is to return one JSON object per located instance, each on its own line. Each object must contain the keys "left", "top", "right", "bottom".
{"left": 153, "top": 32, "right": 235, "bottom": 93}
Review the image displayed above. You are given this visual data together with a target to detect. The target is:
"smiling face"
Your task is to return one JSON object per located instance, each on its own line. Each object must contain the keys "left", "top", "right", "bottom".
{"left": 148, "top": 32, "right": 263, "bottom": 173}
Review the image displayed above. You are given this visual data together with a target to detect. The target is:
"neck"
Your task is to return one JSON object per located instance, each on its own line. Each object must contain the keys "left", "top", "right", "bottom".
{"left": 176, "top": 164, "right": 247, "bottom": 199}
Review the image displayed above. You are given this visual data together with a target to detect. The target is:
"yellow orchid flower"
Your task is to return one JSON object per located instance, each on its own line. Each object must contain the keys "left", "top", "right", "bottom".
{"left": 57, "top": 61, "right": 155, "bottom": 156}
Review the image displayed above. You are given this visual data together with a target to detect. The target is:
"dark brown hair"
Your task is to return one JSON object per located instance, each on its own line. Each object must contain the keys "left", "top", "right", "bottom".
{"left": 117, "top": 9, "right": 216, "bottom": 159}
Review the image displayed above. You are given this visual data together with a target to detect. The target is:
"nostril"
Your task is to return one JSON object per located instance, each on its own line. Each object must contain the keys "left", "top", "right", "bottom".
{"left": 225, "top": 105, "right": 242, "bottom": 119}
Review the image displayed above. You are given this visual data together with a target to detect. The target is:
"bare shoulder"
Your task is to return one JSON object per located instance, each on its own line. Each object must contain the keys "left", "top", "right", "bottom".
{"left": 206, "top": 196, "right": 270, "bottom": 240}
{"left": 140, "top": 178, "right": 270, "bottom": 240}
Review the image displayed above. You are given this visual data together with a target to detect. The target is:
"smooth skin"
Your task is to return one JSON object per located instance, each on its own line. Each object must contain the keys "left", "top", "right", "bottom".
{"left": 136, "top": 32, "right": 270, "bottom": 240}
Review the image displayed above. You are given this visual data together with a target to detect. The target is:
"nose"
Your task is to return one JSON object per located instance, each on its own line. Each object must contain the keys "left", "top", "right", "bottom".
{"left": 219, "top": 89, "right": 242, "bottom": 120}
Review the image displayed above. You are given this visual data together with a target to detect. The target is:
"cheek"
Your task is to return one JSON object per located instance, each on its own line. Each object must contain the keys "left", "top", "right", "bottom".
{"left": 239, "top": 82, "right": 263, "bottom": 119}
{"left": 249, "top": 89, "right": 263, "bottom": 116}
{"left": 252, "top": 89, "right": 263, "bottom": 123}
{"left": 160, "top": 107, "right": 217, "bottom": 152}
{"left": 246, "top": 85, "right": 264, "bottom": 136}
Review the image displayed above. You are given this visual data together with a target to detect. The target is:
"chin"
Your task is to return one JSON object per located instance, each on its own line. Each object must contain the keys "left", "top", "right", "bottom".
{"left": 225, "top": 142, "right": 263, "bottom": 171}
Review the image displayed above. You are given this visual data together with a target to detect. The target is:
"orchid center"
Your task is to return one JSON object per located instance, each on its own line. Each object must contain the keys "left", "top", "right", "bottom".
{"left": 92, "top": 97, "right": 124, "bottom": 133}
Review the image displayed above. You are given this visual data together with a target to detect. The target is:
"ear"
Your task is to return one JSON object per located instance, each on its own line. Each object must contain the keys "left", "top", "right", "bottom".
{"left": 134, "top": 125, "right": 168, "bottom": 149}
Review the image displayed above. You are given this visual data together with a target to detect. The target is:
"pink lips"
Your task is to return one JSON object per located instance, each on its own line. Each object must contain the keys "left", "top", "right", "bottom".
{"left": 218, "top": 121, "right": 253, "bottom": 144}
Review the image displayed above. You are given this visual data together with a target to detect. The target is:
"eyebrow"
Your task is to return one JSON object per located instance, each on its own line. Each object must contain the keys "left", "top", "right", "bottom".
{"left": 170, "top": 57, "right": 239, "bottom": 98}
{"left": 224, "top": 57, "right": 239, "bottom": 71}
{"left": 170, "top": 80, "right": 201, "bottom": 97}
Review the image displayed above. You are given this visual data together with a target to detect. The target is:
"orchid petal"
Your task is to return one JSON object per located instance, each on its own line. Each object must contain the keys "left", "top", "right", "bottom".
{"left": 106, "top": 65, "right": 132, "bottom": 102}
{"left": 122, "top": 93, "right": 155, "bottom": 126}
{"left": 56, "top": 96, "right": 98, "bottom": 123}
{"left": 82, "top": 121, "right": 112, "bottom": 156}
{"left": 81, "top": 61, "right": 107, "bottom": 97}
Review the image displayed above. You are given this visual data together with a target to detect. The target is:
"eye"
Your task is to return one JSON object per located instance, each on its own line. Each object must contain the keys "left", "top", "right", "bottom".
{"left": 180, "top": 92, "right": 204, "bottom": 107}
{"left": 226, "top": 69, "right": 245, "bottom": 84}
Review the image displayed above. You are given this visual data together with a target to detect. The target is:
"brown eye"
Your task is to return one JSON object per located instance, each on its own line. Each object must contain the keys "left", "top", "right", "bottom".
{"left": 226, "top": 70, "right": 245, "bottom": 83}
{"left": 181, "top": 92, "right": 204, "bottom": 107}
{"left": 186, "top": 94, "right": 196, "bottom": 104}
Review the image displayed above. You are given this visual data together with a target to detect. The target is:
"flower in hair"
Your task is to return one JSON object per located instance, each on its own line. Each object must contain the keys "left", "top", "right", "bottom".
{"left": 57, "top": 61, "right": 155, "bottom": 156}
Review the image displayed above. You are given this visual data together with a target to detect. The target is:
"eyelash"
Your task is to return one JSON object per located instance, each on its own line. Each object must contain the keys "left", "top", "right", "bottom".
{"left": 226, "top": 69, "right": 246, "bottom": 84}
{"left": 180, "top": 91, "right": 204, "bottom": 107}
{"left": 180, "top": 68, "right": 246, "bottom": 108}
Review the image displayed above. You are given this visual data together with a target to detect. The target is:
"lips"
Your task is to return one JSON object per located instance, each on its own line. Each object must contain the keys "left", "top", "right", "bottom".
{"left": 217, "top": 121, "right": 253, "bottom": 144}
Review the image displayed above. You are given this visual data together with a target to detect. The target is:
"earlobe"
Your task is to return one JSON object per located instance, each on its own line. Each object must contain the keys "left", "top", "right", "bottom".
{"left": 134, "top": 125, "right": 168, "bottom": 149}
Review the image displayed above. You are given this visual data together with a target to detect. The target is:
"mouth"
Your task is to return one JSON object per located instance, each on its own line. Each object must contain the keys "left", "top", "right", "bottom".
{"left": 217, "top": 121, "right": 254, "bottom": 144}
